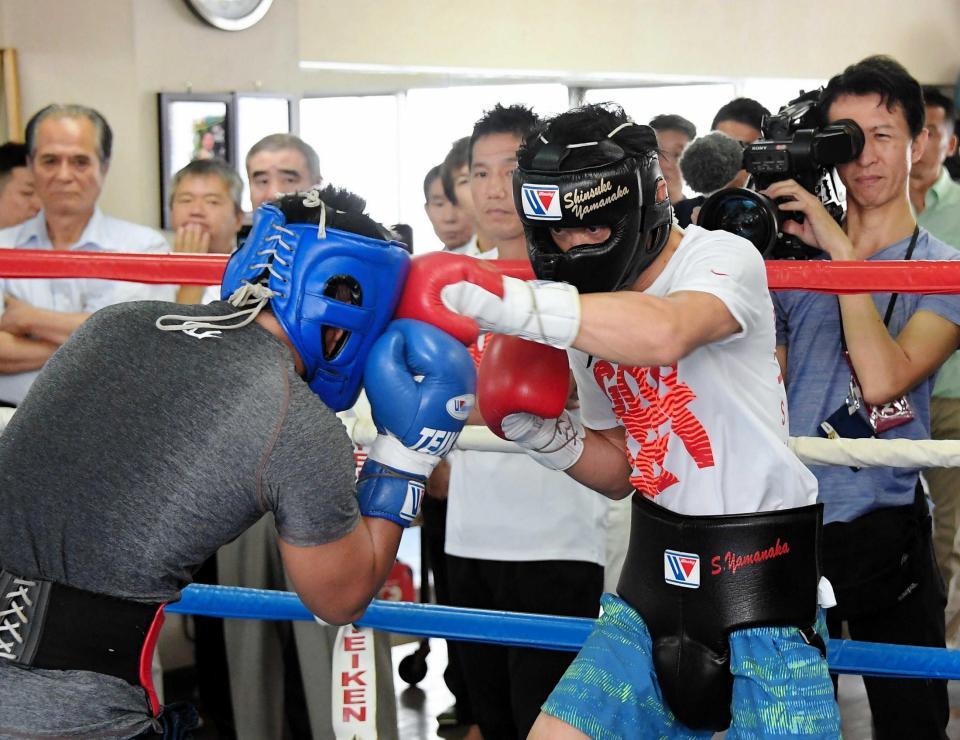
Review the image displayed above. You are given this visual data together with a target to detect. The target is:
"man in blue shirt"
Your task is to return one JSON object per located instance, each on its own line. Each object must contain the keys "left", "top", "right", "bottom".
{"left": 0, "top": 104, "right": 173, "bottom": 406}
{"left": 773, "top": 57, "right": 960, "bottom": 740}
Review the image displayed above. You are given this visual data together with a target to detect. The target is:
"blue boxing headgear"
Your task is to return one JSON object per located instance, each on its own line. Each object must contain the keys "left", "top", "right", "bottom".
{"left": 157, "top": 188, "right": 410, "bottom": 411}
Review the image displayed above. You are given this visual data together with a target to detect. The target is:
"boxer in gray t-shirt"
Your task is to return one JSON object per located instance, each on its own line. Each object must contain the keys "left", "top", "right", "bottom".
{"left": 0, "top": 190, "right": 476, "bottom": 738}
{"left": 1, "top": 299, "right": 361, "bottom": 735}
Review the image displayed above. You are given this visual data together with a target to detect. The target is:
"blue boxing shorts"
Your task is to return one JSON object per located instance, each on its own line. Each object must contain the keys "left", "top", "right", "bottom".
{"left": 542, "top": 594, "right": 841, "bottom": 739}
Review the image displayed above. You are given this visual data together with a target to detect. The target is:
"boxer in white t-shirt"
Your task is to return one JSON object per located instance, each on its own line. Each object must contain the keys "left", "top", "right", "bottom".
{"left": 397, "top": 103, "right": 841, "bottom": 739}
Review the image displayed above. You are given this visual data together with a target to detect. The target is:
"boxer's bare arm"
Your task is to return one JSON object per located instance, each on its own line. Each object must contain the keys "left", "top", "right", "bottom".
{"left": 565, "top": 424, "right": 634, "bottom": 499}
{"left": 574, "top": 290, "right": 741, "bottom": 367}
{"left": 403, "top": 252, "right": 740, "bottom": 367}
{"left": 279, "top": 516, "right": 402, "bottom": 625}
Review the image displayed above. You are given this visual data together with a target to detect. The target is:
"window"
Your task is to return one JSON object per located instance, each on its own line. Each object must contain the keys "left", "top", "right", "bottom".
{"left": 400, "top": 84, "right": 569, "bottom": 252}
{"left": 738, "top": 78, "right": 827, "bottom": 118}
{"left": 236, "top": 95, "right": 296, "bottom": 212}
{"left": 583, "top": 84, "right": 736, "bottom": 144}
{"left": 299, "top": 95, "right": 401, "bottom": 232}
{"left": 289, "top": 77, "right": 830, "bottom": 251}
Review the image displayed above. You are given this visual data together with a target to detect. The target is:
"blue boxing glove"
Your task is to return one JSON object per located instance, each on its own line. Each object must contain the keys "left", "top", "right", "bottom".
{"left": 357, "top": 319, "right": 476, "bottom": 526}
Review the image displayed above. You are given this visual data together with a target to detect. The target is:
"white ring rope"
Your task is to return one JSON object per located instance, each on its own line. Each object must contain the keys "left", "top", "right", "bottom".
{"left": 339, "top": 413, "right": 960, "bottom": 470}
{"left": 0, "top": 405, "right": 956, "bottom": 470}
{"left": 787, "top": 436, "right": 960, "bottom": 469}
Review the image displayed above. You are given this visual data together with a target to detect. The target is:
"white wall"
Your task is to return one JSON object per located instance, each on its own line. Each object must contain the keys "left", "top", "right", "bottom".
{"left": 0, "top": 0, "right": 309, "bottom": 226}
{"left": 299, "top": 0, "right": 960, "bottom": 83}
{"left": 0, "top": 0, "right": 957, "bottom": 228}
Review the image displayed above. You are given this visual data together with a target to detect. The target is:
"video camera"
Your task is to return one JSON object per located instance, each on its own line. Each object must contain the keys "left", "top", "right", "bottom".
{"left": 698, "top": 90, "right": 865, "bottom": 259}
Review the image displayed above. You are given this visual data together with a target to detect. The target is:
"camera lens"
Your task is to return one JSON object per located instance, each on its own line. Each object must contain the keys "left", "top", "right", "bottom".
{"left": 698, "top": 187, "right": 781, "bottom": 258}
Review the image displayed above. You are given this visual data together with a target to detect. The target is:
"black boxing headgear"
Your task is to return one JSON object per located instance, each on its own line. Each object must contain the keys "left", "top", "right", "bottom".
{"left": 514, "top": 119, "right": 673, "bottom": 293}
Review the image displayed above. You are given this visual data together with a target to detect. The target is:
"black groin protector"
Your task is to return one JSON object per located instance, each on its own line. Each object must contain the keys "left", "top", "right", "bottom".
{"left": 617, "top": 495, "right": 823, "bottom": 731}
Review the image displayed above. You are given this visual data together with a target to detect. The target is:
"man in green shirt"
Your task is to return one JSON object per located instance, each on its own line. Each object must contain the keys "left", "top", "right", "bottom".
{"left": 910, "top": 86, "right": 960, "bottom": 645}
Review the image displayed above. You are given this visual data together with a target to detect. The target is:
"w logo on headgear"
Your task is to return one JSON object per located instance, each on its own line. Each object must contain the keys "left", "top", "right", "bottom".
{"left": 521, "top": 184, "right": 562, "bottom": 221}
{"left": 664, "top": 549, "right": 701, "bottom": 589}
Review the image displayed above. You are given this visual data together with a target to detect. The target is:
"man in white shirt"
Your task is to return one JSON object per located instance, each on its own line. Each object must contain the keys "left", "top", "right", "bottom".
{"left": 440, "top": 104, "right": 609, "bottom": 740}
{"left": 423, "top": 164, "right": 474, "bottom": 252}
{"left": 245, "top": 133, "right": 321, "bottom": 211}
{"left": 0, "top": 104, "right": 173, "bottom": 406}
{"left": 0, "top": 142, "right": 41, "bottom": 229}
{"left": 169, "top": 158, "right": 244, "bottom": 305}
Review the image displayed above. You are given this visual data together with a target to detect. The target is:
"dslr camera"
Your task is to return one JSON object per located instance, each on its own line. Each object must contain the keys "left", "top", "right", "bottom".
{"left": 699, "top": 90, "right": 864, "bottom": 259}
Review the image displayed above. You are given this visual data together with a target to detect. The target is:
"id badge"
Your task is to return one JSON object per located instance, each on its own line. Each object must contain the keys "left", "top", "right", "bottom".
{"left": 843, "top": 351, "right": 914, "bottom": 434}
{"left": 818, "top": 377, "right": 874, "bottom": 441}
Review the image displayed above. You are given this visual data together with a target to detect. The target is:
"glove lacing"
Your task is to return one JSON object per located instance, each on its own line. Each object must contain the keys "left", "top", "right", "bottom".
{"left": 154, "top": 221, "right": 304, "bottom": 338}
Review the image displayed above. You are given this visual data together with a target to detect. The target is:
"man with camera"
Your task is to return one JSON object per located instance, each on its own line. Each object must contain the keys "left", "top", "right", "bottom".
{"left": 773, "top": 56, "right": 960, "bottom": 739}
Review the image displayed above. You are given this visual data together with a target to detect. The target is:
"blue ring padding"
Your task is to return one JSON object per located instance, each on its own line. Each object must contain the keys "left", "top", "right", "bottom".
{"left": 169, "top": 584, "right": 960, "bottom": 680}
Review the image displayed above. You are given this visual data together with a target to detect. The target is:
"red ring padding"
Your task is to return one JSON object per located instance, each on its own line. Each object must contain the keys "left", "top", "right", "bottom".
{"left": 2, "top": 250, "right": 960, "bottom": 294}
{"left": 0, "top": 250, "right": 229, "bottom": 285}
{"left": 496, "top": 259, "right": 960, "bottom": 294}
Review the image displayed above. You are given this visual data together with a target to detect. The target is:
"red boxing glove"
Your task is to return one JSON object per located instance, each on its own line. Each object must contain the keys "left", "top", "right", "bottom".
{"left": 394, "top": 252, "right": 503, "bottom": 346}
{"left": 477, "top": 334, "right": 570, "bottom": 439}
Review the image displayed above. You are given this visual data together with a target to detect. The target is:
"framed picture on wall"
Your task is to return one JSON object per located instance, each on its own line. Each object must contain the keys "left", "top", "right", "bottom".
{"left": 157, "top": 92, "right": 237, "bottom": 229}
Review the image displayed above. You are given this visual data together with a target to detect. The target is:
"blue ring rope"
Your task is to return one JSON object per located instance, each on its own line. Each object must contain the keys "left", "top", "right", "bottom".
{"left": 169, "top": 584, "right": 960, "bottom": 680}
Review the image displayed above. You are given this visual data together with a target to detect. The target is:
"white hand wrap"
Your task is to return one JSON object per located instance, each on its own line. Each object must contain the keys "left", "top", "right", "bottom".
{"left": 440, "top": 276, "right": 581, "bottom": 348}
{"left": 369, "top": 434, "right": 439, "bottom": 478}
{"left": 500, "top": 409, "right": 585, "bottom": 471}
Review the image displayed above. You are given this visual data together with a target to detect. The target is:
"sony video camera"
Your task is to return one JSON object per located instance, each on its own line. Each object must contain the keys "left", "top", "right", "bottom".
{"left": 698, "top": 90, "right": 864, "bottom": 259}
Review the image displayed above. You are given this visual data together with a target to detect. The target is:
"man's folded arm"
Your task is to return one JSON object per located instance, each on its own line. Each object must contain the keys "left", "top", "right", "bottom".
{"left": 0, "top": 330, "right": 58, "bottom": 373}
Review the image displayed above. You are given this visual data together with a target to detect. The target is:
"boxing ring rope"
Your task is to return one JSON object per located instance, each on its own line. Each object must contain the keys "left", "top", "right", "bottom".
{"left": 5, "top": 249, "right": 960, "bottom": 683}
{"left": 6, "top": 248, "right": 960, "bottom": 293}
{"left": 342, "top": 414, "right": 960, "bottom": 469}
{"left": 168, "top": 584, "right": 960, "bottom": 681}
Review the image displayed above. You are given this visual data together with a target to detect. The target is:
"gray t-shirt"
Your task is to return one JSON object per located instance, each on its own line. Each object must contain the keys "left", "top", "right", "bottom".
{"left": 0, "top": 300, "right": 359, "bottom": 737}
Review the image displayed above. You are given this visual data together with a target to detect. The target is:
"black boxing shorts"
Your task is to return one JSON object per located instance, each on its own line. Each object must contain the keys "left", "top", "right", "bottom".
{"left": 617, "top": 495, "right": 825, "bottom": 732}
{"left": 0, "top": 570, "right": 166, "bottom": 715}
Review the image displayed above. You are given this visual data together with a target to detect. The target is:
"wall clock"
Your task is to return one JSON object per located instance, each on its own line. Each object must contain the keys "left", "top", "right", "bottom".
{"left": 184, "top": 0, "right": 274, "bottom": 31}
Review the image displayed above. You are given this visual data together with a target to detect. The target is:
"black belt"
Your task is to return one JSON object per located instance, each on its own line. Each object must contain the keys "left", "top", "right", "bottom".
{"left": 617, "top": 495, "right": 824, "bottom": 731}
{"left": 0, "top": 570, "right": 165, "bottom": 714}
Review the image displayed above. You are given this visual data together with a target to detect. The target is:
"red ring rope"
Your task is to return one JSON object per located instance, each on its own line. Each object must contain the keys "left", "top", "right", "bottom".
{"left": 1, "top": 250, "right": 960, "bottom": 294}
{"left": 0, "top": 250, "right": 228, "bottom": 285}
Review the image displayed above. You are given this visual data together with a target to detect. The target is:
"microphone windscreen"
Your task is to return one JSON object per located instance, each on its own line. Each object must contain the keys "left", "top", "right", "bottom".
{"left": 679, "top": 131, "right": 745, "bottom": 195}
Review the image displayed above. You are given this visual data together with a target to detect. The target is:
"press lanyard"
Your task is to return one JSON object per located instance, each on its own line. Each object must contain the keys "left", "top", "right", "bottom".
{"left": 839, "top": 225, "right": 919, "bottom": 350}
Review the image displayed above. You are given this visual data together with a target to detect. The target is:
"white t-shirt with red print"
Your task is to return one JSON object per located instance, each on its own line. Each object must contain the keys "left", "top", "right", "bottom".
{"left": 570, "top": 225, "right": 818, "bottom": 517}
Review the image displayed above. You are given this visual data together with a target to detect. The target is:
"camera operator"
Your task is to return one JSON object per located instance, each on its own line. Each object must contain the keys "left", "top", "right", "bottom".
{"left": 677, "top": 131, "right": 745, "bottom": 227}
{"left": 773, "top": 56, "right": 960, "bottom": 740}
{"left": 674, "top": 99, "right": 768, "bottom": 227}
